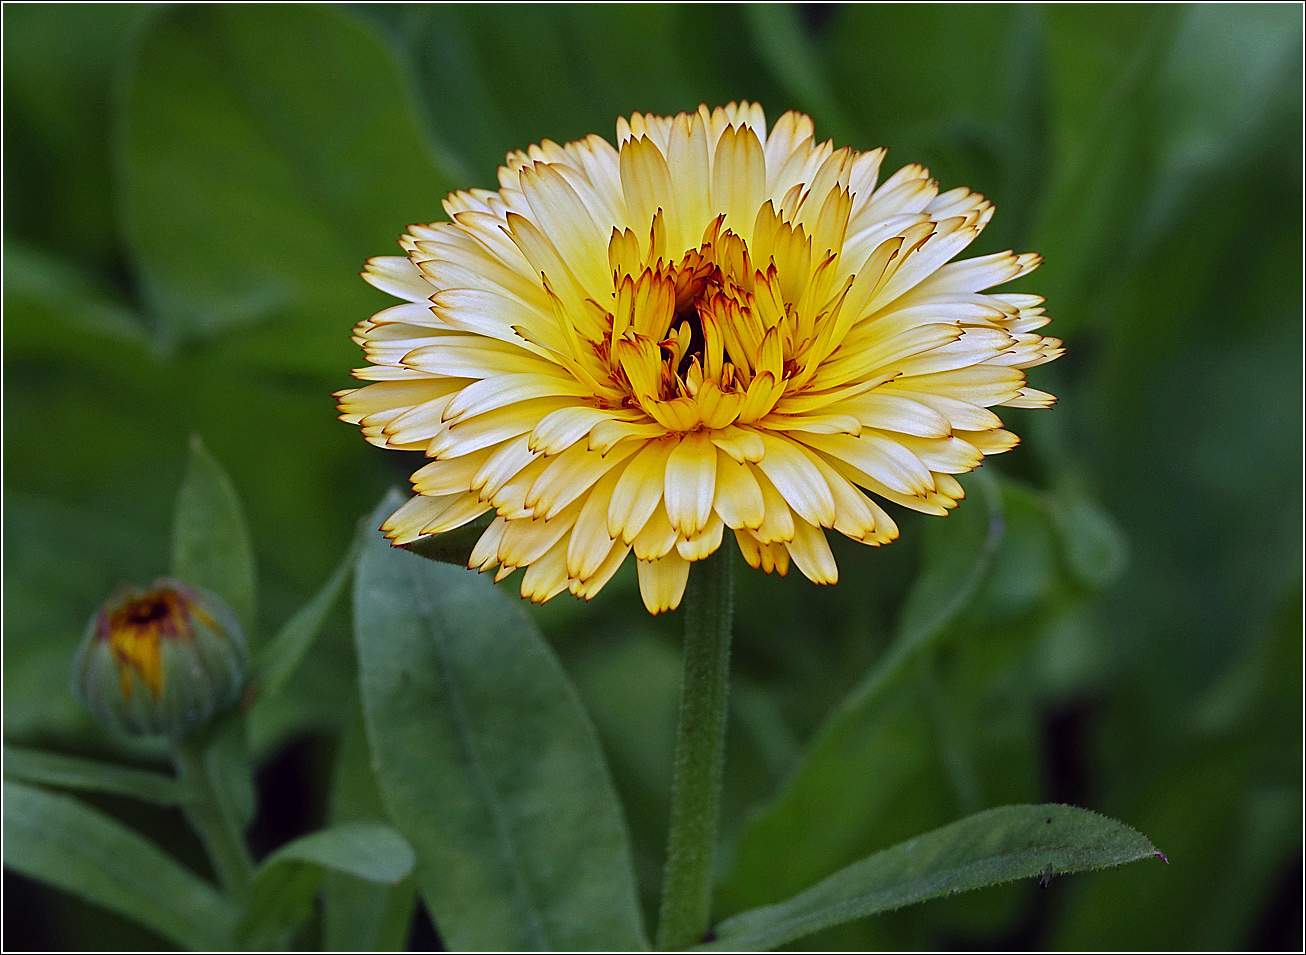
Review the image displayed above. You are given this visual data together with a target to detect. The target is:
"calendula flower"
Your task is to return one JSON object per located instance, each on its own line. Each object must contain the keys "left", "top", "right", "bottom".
{"left": 339, "top": 103, "right": 1061, "bottom": 614}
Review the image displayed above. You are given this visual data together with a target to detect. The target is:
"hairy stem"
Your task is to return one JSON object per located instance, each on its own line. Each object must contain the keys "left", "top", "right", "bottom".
{"left": 657, "top": 546, "right": 735, "bottom": 950}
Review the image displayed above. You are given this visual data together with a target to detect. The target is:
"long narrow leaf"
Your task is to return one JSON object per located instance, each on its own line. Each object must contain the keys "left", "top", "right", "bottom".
{"left": 3, "top": 745, "right": 188, "bottom": 806}
{"left": 322, "top": 715, "right": 417, "bottom": 952}
{"left": 706, "top": 804, "right": 1164, "bottom": 951}
{"left": 3, "top": 781, "right": 236, "bottom": 949}
{"left": 724, "top": 471, "right": 1005, "bottom": 905}
{"left": 254, "top": 515, "right": 368, "bottom": 701}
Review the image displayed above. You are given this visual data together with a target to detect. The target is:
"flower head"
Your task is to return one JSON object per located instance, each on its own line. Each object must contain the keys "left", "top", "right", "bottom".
{"left": 339, "top": 103, "right": 1061, "bottom": 613}
{"left": 72, "top": 579, "right": 247, "bottom": 736}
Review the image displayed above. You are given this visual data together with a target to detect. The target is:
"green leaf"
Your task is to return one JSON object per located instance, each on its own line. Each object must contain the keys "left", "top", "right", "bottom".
{"left": 706, "top": 804, "right": 1163, "bottom": 951}
{"left": 194, "top": 712, "right": 258, "bottom": 832}
{"left": 400, "top": 511, "right": 495, "bottom": 566}
{"left": 171, "top": 434, "right": 257, "bottom": 633}
{"left": 322, "top": 714, "right": 417, "bottom": 952}
{"left": 117, "top": 4, "right": 454, "bottom": 359}
{"left": 847, "top": 469, "right": 1006, "bottom": 708}
{"left": 2, "top": 243, "right": 151, "bottom": 351}
{"left": 2, "top": 4, "right": 153, "bottom": 266}
{"left": 1046, "top": 484, "right": 1129, "bottom": 591}
{"left": 238, "top": 821, "right": 415, "bottom": 949}
{"left": 2, "top": 780, "right": 237, "bottom": 949}
{"left": 741, "top": 4, "right": 856, "bottom": 145}
{"left": 361, "top": 5, "right": 715, "bottom": 183}
{"left": 2, "top": 745, "right": 188, "bottom": 807}
{"left": 253, "top": 515, "right": 368, "bottom": 702}
{"left": 722, "top": 473, "right": 1006, "bottom": 910}
{"left": 354, "top": 493, "right": 648, "bottom": 951}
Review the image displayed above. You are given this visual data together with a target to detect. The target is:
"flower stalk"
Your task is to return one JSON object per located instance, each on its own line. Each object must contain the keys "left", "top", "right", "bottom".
{"left": 172, "top": 737, "right": 254, "bottom": 901}
{"left": 657, "top": 546, "right": 735, "bottom": 950}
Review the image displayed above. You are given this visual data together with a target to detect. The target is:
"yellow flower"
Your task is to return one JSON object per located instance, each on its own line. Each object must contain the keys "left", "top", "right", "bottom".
{"left": 339, "top": 103, "right": 1061, "bottom": 614}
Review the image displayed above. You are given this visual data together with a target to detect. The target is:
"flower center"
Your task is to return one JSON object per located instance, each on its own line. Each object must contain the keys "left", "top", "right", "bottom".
{"left": 601, "top": 218, "right": 801, "bottom": 433}
{"left": 669, "top": 303, "right": 706, "bottom": 379}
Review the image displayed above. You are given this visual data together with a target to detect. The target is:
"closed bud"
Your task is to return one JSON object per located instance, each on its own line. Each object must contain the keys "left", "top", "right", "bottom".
{"left": 72, "top": 579, "right": 248, "bottom": 737}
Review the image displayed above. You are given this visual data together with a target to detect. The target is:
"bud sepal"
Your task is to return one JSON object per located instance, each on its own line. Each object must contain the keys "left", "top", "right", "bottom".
{"left": 73, "top": 579, "right": 248, "bottom": 737}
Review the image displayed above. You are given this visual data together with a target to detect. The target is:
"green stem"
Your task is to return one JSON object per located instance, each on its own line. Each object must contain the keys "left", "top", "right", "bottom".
{"left": 657, "top": 546, "right": 735, "bottom": 950}
{"left": 173, "top": 738, "right": 254, "bottom": 900}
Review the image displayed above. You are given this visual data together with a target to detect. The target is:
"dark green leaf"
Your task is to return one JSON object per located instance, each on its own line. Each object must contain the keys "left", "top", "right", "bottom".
{"left": 3, "top": 780, "right": 236, "bottom": 949}
{"left": 400, "top": 511, "right": 495, "bottom": 567}
{"left": 2, "top": 244, "right": 150, "bottom": 351}
{"left": 238, "top": 821, "right": 415, "bottom": 949}
{"left": 117, "top": 4, "right": 454, "bottom": 357}
{"left": 354, "top": 493, "right": 648, "bottom": 951}
{"left": 1046, "top": 485, "right": 1129, "bottom": 591}
{"left": 707, "top": 804, "right": 1163, "bottom": 951}
{"left": 741, "top": 4, "right": 855, "bottom": 145}
{"left": 171, "top": 435, "right": 257, "bottom": 633}
{"left": 2, "top": 745, "right": 187, "bottom": 806}
{"left": 181, "top": 709, "right": 257, "bottom": 833}
{"left": 2, "top": 4, "right": 153, "bottom": 265}
{"left": 253, "top": 515, "right": 368, "bottom": 702}
{"left": 844, "top": 469, "right": 1006, "bottom": 709}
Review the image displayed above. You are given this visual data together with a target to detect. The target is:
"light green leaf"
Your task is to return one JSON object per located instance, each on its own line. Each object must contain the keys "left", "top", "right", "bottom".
{"left": 117, "top": 4, "right": 454, "bottom": 359}
{"left": 706, "top": 804, "right": 1163, "bottom": 951}
{"left": 2, "top": 745, "right": 187, "bottom": 806}
{"left": 238, "top": 821, "right": 415, "bottom": 949}
{"left": 171, "top": 435, "right": 257, "bottom": 633}
{"left": 354, "top": 493, "right": 648, "bottom": 951}
{"left": 2, "top": 780, "right": 236, "bottom": 949}
{"left": 253, "top": 515, "right": 368, "bottom": 702}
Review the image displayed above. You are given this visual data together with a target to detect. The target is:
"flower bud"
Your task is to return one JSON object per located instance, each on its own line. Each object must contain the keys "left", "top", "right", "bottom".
{"left": 72, "top": 579, "right": 248, "bottom": 737}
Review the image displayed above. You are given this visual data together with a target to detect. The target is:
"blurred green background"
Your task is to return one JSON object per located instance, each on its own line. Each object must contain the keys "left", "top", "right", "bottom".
{"left": 4, "top": 3, "right": 1301, "bottom": 949}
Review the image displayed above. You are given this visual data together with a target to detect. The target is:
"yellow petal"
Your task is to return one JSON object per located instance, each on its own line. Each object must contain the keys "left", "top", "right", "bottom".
{"left": 713, "top": 451, "right": 765, "bottom": 530}
{"left": 754, "top": 433, "right": 837, "bottom": 528}
{"left": 787, "top": 520, "right": 838, "bottom": 584}
{"left": 608, "top": 438, "right": 675, "bottom": 544}
{"left": 637, "top": 553, "right": 691, "bottom": 614}
{"left": 664, "top": 431, "right": 718, "bottom": 537}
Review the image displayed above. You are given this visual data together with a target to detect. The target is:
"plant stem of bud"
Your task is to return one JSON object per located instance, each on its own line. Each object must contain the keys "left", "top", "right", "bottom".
{"left": 173, "top": 738, "right": 254, "bottom": 901}
{"left": 657, "top": 546, "right": 734, "bottom": 950}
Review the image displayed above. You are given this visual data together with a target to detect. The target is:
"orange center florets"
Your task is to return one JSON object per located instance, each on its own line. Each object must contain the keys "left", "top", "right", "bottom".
{"left": 597, "top": 212, "right": 825, "bottom": 434}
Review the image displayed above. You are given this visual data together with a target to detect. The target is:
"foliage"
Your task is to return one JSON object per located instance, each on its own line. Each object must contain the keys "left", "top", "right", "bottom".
{"left": 4, "top": 3, "right": 1300, "bottom": 950}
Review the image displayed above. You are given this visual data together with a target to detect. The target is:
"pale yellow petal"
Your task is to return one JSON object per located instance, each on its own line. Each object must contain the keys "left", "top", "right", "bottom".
{"left": 787, "top": 520, "right": 838, "bottom": 584}
{"left": 754, "top": 433, "right": 837, "bottom": 528}
{"left": 637, "top": 553, "right": 691, "bottom": 614}
{"left": 362, "top": 255, "right": 435, "bottom": 302}
{"left": 713, "top": 451, "right": 765, "bottom": 530}
{"left": 608, "top": 438, "right": 675, "bottom": 544}
{"left": 664, "top": 431, "right": 718, "bottom": 537}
